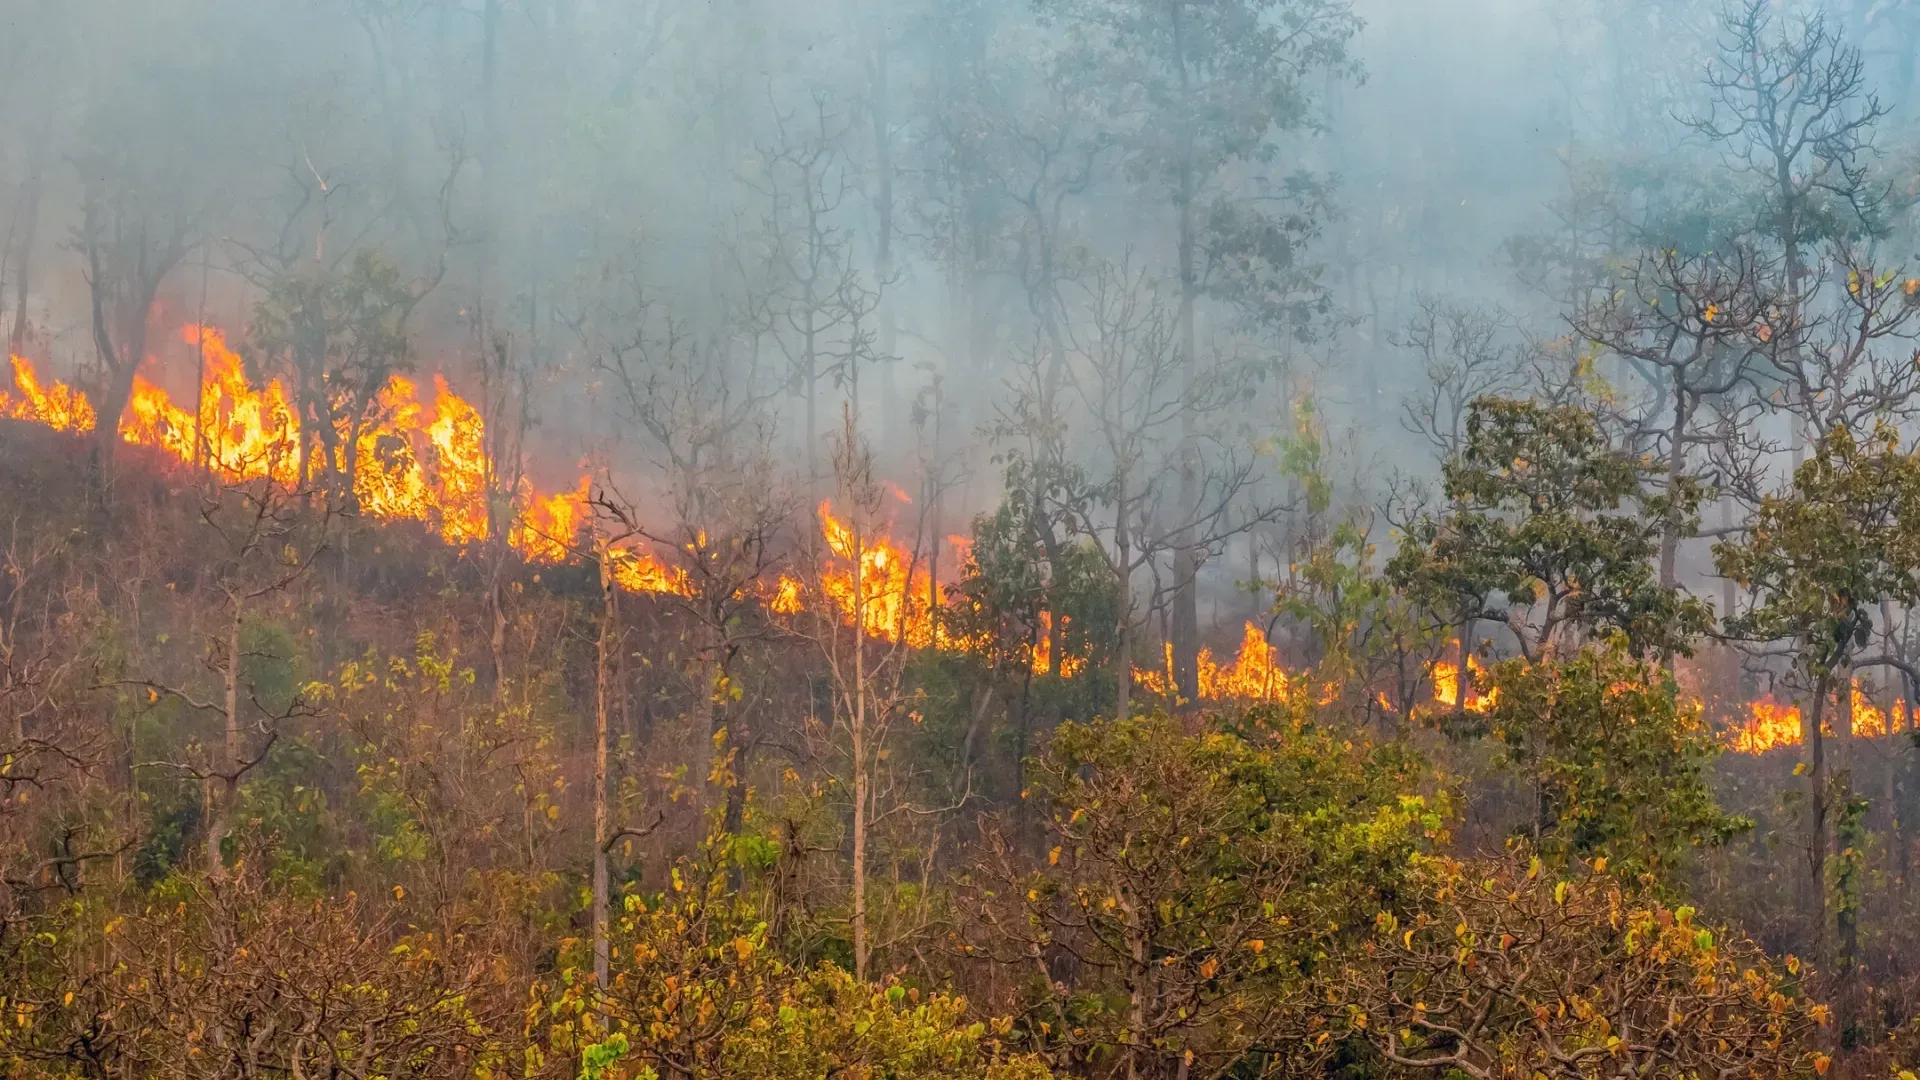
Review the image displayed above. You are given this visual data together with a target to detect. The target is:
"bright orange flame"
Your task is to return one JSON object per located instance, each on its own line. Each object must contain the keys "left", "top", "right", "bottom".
{"left": 2, "top": 356, "right": 95, "bottom": 433}
{"left": 1429, "top": 653, "right": 1496, "bottom": 713}
{"left": 770, "top": 574, "right": 804, "bottom": 615}
{"left": 122, "top": 326, "right": 302, "bottom": 483}
{"left": 1030, "top": 612, "right": 1086, "bottom": 678}
{"left": 1726, "top": 697, "right": 1804, "bottom": 754}
{"left": 1130, "top": 623, "right": 1297, "bottom": 704}
{"left": 1853, "top": 682, "right": 1891, "bottom": 739}
{"left": 607, "top": 546, "right": 693, "bottom": 597}
{"left": 1722, "top": 682, "right": 1906, "bottom": 754}
{"left": 1201, "top": 622, "right": 1291, "bottom": 700}
{"left": 96, "top": 324, "right": 587, "bottom": 556}
{"left": 818, "top": 500, "right": 948, "bottom": 647}
{"left": 511, "top": 477, "right": 591, "bottom": 563}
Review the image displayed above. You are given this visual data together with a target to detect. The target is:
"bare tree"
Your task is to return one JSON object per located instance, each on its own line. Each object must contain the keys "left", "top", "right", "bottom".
{"left": 131, "top": 471, "right": 328, "bottom": 881}
{"left": 999, "top": 256, "right": 1281, "bottom": 720}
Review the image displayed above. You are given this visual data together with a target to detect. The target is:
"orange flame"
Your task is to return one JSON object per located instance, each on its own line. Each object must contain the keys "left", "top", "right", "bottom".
{"left": 1722, "top": 682, "right": 1907, "bottom": 753}
{"left": 1130, "top": 623, "right": 1297, "bottom": 703}
{"left": 607, "top": 546, "right": 693, "bottom": 597}
{"left": 2, "top": 356, "right": 95, "bottom": 433}
{"left": 1430, "top": 653, "right": 1496, "bottom": 713}
{"left": 511, "top": 477, "right": 591, "bottom": 564}
{"left": 817, "top": 500, "right": 948, "bottom": 647}
{"left": 102, "top": 324, "right": 585, "bottom": 556}
{"left": 1726, "top": 697, "right": 1804, "bottom": 754}
{"left": 1030, "top": 612, "right": 1086, "bottom": 678}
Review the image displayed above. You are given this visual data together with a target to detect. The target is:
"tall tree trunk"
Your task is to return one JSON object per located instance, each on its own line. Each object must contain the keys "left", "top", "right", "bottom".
{"left": 1168, "top": 4, "right": 1201, "bottom": 705}
{"left": 1806, "top": 673, "right": 1829, "bottom": 956}
{"left": 8, "top": 163, "right": 39, "bottom": 357}
{"left": 1113, "top": 496, "right": 1132, "bottom": 721}
{"left": 869, "top": 22, "right": 897, "bottom": 445}
{"left": 206, "top": 607, "right": 243, "bottom": 881}
{"left": 851, "top": 527, "right": 869, "bottom": 982}
{"left": 1658, "top": 391, "right": 1688, "bottom": 589}
{"left": 592, "top": 546, "right": 614, "bottom": 989}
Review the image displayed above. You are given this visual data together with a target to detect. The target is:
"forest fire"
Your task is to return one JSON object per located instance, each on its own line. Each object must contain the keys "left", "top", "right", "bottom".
{"left": 1, "top": 356, "right": 95, "bottom": 433}
{"left": 9, "top": 342, "right": 1910, "bottom": 758}
{"left": 1429, "top": 654, "right": 1495, "bottom": 713}
{"left": 1721, "top": 682, "right": 1905, "bottom": 753}
{"left": 1132, "top": 623, "right": 1296, "bottom": 703}
{"left": 7, "top": 327, "right": 586, "bottom": 557}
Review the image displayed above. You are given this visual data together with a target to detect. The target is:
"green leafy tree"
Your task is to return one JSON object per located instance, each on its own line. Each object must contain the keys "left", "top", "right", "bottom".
{"left": 1715, "top": 422, "right": 1920, "bottom": 994}
{"left": 1342, "top": 856, "right": 1825, "bottom": 1080}
{"left": 961, "top": 710, "right": 1439, "bottom": 1080}
{"left": 1388, "top": 397, "right": 1710, "bottom": 671}
{"left": 540, "top": 846, "right": 1047, "bottom": 1080}
{"left": 1477, "top": 643, "right": 1747, "bottom": 883}
{"left": 250, "top": 250, "right": 418, "bottom": 498}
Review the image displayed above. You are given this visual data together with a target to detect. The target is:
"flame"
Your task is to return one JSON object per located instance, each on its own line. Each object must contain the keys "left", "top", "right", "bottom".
{"left": 2, "top": 356, "right": 95, "bottom": 433}
{"left": 1030, "top": 612, "right": 1086, "bottom": 678}
{"left": 103, "top": 324, "right": 584, "bottom": 556}
{"left": 607, "top": 546, "right": 693, "bottom": 597}
{"left": 1722, "top": 682, "right": 1906, "bottom": 753}
{"left": 770, "top": 574, "right": 804, "bottom": 615}
{"left": 817, "top": 500, "right": 947, "bottom": 647}
{"left": 1201, "top": 622, "right": 1291, "bottom": 700}
{"left": 1130, "top": 623, "right": 1297, "bottom": 703}
{"left": 511, "top": 477, "right": 591, "bottom": 564}
{"left": 1853, "top": 682, "right": 1891, "bottom": 739}
{"left": 1726, "top": 697, "right": 1804, "bottom": 754}
{"left": 1430, "top": 653, "right": 1496, "bottom": 713}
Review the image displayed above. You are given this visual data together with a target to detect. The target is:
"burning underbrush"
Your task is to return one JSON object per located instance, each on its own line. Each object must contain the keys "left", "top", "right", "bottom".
{"left": 11, "top": 339, "right": 1900, "bottom": 744}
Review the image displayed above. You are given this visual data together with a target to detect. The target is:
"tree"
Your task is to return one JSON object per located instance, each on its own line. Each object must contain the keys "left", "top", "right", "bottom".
{"left": 948, "top": 476, "right": 1119, "bottom": 795}
{"left": 1038, "top": 0, "right": 1361, "bottom": 701}
{"left": 997, "top": 256, "right": 1279, "bottom": 720}
{"left": 3, "top": 864, "right": 494, "bottom": 1080}
{"left": 132, "top": 475, "right": 327, "bottom": 882}
{"left": 74, "top": 145, "right": 203, "bottom": 464}
{"left": 1476, "top": 643, "right": 1746, "bottom": 883}
{"left": 575, "top": 243, "right": 792, "bottom": 848}
{"left": 1716, "top": 421, "right": 1920, "bottom": 994}
{"left": 1571, "top": 245, "right": 1775, "bottom": 588}
{"left": 541, "top": 844, "right": 1049, "bottom": 1080}
{"left": 1342, "top": 856, "right": 1825, "bottom": 1080}
{"left": 1388, "top": 397, "right": 1711, "bottom": 669}
{"left": 249, "top": 250, "right": 422, "bottom": 498}
{"left": 961, "top": 710, "right": 1436, "bottom": 1080}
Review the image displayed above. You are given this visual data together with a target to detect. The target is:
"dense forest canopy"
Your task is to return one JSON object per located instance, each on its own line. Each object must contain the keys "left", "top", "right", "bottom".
{"left": 2, "top": 0, "right": 1920, "bottom": 1077}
